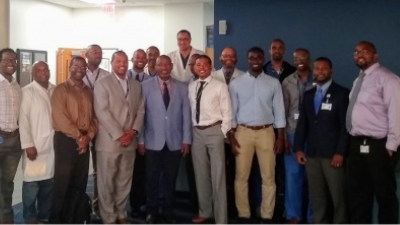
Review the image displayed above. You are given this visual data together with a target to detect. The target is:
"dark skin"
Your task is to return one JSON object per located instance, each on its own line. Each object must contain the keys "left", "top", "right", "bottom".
{"left": 296, "top": 60, "right": 344, "bottom": 168}
{"left": 220, "top": 47, "right": 237, "bottom": 71}
{"left": 269, "top": 41, "right": 285, "bottom": 73}
{"left": 189, "top": 53, "right": 200, "bottom": 79}
{"left": 85, "top": 45, "right": 103, "bottom": 72}
{"left": 146, "top": 47, "right": 160, "bottom": 75}
{"left": 138, "top": 56, "right": 190, "bottom": 156}
{"left": 177, "top": 32, "right": 192, "bottom": 57}
{"left": 69, "top": 58, "right": 91, "bottom": 154}
{"left": 284, "top": 50, "right": 312, "bottom": 154}
{"left": 0, "top": 51, "right": 17, "bottom": 82}
{"left": 111, "top": 52, "right": 137, "bottom": 146}
{"left": 229, "top": 50, "right": 285, "bottom": 156}
{"left": 353, "top": 43, "right": 393, "bottom": 156}
{"left": 132, "top": 49, "right": 148, "bottom": 73}
{"left": 25, "top": 61, "right": 51, "bottom": 161}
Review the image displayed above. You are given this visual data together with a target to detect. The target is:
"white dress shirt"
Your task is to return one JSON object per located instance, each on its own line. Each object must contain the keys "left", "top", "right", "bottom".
{"left": 114, "top": 73, "right": 129, "bottom": 96}
{"left": 188, "top": 75, "right": 232, "bottom": 136}
{"left": 0, "top": 74, "right": 22, "bottom": 132}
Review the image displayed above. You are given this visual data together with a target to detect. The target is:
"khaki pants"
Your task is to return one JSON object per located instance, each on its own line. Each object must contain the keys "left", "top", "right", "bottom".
{"left": 234, "top": 126, "right": 276, "bottom": 219}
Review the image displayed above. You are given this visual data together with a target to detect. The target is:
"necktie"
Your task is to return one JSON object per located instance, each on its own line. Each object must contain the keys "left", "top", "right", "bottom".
{"left": 163, "top": 82, "right": 170, "bottom": 109}
{"left": 135, "top": 73, "right": 140, "bottom": 81}
{"left": 346, "top": 72, "right": 366, "bottom": 131}
{"left": 224, "top": 70, "right": 233, "bottom": 85}
{"left": 196, "top": 81, "right": 206, "bottom": 124}
{"left": 314, "top": 87, "right": 324, "bottom": 114}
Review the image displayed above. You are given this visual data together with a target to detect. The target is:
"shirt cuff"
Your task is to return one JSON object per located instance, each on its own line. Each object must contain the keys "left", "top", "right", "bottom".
{"left": 386, "top": 140, "right": 398, "bottom": 152}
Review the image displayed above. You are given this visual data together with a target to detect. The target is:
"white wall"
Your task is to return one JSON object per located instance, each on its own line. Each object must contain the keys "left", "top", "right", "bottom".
{"left": 10, "top": 0, "right": 73, "bottom": 84}
{"left": 164, "top": 3, "right": 206, "bottom": 54}
{"left": 10, "top": 0, "right": 214, "bottom": 84}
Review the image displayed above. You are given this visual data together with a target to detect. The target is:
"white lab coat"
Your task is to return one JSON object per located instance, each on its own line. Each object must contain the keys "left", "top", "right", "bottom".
{"left": 19, "top": 81, "right": 55, "bottom": 182}
{"left": 167, "top": 48, "right": 205, "bottom": 82}
{"left": 212, "top": 67, "right": 244, "bottom": 84}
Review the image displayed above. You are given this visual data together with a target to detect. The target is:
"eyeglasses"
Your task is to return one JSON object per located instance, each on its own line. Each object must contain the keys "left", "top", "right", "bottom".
{"left": 353, "top": 49, "right": 373, "bottom": 56}
{"left": 1, "top": 59, "right": 17, "bottom": 64}
{"left": 71, "top": 65, "right": 87, "bottom": 70}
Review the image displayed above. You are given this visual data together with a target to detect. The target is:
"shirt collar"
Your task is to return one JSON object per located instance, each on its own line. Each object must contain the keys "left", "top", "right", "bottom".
{"left": 86, "top": 67, "right": 99, "bottom": 76}
{"left": 222, "top": 67, "right": 234, "bottom": 74}
{"left": 67, "top": 78, "right": 86, "bottom": 90}
{"left": 316, "top": 79, "right": 332, "bottom": 93}
{"left": 198, "top": 74, "right": 213, "bottom": 83}
{"left": 114, "top": 72, "right": 128, "bottom": 82}
{"left": 0, "top": 73, "right": 16, "bottom": 83}
{"left": 246, "top": 71, "right": 266, "bottom": 78}
{"left": 363, "top": 62, "right": 380, "bottom": 76}
{"left": 157, "top": 75, "right": 171, "bottom": 85}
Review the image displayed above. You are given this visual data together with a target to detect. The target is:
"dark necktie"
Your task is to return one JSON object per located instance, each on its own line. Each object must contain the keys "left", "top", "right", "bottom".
{"left": 135, "top": 73, "right": 140, "bottom": 81}
{"left": 346, "top": 72, "right": 366, "bottom": 131}
{"left": 224, "top": 70, "right": 233, "bottom": 85}
{"left": 314, "top": 87, "right": 324, "bottom": 114}
{"left": 196, "top": 81, "right": 206, "bottom": 124}
{"left": 163, "top": 82, "right": 170, "bottom": 109}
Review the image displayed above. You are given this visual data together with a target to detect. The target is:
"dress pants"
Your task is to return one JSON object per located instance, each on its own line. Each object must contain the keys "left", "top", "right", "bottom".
{"left": 97, "top": 150, "right": 135, "bottom": 224}
{"left": 0, "top": 132, "right": 22, "bottom": 223}
{"left": 347, "top": 136, "right": 399, "bottom": 224}
{"left": 90, "top": 136, "right": 99, "bottom": 214}
{"left": 306, "top": 158, "right": 346, "bottom": 223}
{"left": 130, "top": 151, "right": 146, "bottom": 215}
{"left": 192, "top": 125, "right": 227, "bottom": 224}
{"left": 234, "top": 126, "right": 276, "bottom": 219}
{"left": 50, "top": 131, "right": 89, "bottom": 223}
{"left": 146, "top": 145, "right": 181, "bottom": 216}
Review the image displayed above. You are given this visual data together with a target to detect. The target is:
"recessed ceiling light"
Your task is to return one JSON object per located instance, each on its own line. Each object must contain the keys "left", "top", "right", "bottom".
{"left": 80, "top": 0, "right": 116, "bottom": 4}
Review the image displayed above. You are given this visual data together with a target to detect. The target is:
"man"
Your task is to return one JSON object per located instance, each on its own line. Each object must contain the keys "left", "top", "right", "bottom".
{"left": 50, "top": 56, "right": 98, "bottom": 223}
{"left": 189, "top": 55, "right": 232, "bottom": 224}
{"left": 294, "top": 57, "right": 349, "bottom": 223}
{"left": 281, "top": 49, "right": 314, "bottom": 223}
{"left": 84, "top": 44, "right": 110, "bottom": 216}
{"left": 94, "top": 51, "right": 144, "bottom": 224}
{"left": 0, "top": 48, "right": 22, "bottom": 224}
{"left": 213, "top": 46, "right": 243, "bottom": 218}
{"left": 144, "top": 46, "right": 160, "bottom": 77}
{"left": 139, "top": 55, "right": 191, "bottom": 223}
{"left": 229, "top": 47, "right": 286, "bottom": 224}
{"left": 188, "top": 53, "right": 200, "bottom": 83}
{"left": 19, "top": 61, "right": 55, "bottom": 223}
{"left": 213, "top": 47, "right": 243, "bottom": 85}
{"left": 168, "top": 29, "right": 205, "bottom": 82}
{"left": 346, "top": 41, "right": 400, "bottom": 224}
{"left": 128, "top": 49, "right": 150, "bottom": 82}
{"left": 263, "top": 38, "right": 296, "bottom": 83}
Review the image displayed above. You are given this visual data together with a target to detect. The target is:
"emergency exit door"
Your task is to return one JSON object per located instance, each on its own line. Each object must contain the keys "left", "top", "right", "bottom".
{"left": 16, "top": 49, "right": 47, "bottom": 87}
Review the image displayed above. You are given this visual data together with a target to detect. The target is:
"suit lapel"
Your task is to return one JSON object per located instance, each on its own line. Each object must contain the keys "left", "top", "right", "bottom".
{"left": 167, "top": 79, "right": 177, "bottom": 112}
{"left": 111, "top": 73, "right": 128, "bottom": 103}
{"left": 153, "top": 77, "right": 167, "bottom": 112}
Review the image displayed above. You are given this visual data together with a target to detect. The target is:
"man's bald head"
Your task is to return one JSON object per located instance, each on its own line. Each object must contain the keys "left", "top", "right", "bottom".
{"left": 220, "top": 47, "right": 237, "bottom": 70}
{"left": 31, "top": 61, "right": 50, "bottom": 88}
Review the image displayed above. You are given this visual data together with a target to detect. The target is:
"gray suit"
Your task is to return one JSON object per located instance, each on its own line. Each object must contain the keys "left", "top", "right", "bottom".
{"left": 93, "top": 73, "right": 144, "bottom": 223}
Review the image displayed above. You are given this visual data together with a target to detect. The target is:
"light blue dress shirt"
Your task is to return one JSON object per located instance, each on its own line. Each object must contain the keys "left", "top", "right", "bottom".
{"left": 229, "top": 72, "right": 286, "bottom": 128}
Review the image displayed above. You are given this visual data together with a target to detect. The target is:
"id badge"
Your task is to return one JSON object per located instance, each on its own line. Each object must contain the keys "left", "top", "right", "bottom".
{"left": 294, "top": 113, "right": 299, "bottom": 120}
{"left": 321, "top": 103, "right": 332, "bottom": 111}
{"left": 360, "top": 145, "right": 370, "bottom": 154}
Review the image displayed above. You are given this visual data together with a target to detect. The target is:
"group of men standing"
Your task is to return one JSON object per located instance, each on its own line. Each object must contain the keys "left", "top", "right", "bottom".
{"left": 0, "top": 28, "right": 399, "bottom": 225}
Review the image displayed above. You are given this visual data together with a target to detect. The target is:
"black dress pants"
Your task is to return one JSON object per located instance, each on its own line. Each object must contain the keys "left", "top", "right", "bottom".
{"left": 347, "top": 135, "right": 399, "bottom": 224}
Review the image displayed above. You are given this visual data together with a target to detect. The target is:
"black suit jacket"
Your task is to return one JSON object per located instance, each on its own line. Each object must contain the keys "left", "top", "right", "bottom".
{"left": 294, "top": 81, "right": 350, "bottom": 159}
{"left": 263, "top": 61, "right": 296, "bottom": 83}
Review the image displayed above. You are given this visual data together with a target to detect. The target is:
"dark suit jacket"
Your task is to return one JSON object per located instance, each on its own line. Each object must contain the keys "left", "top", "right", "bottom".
{"left": 263, "top": 61, "right": 296, "bottom": 83}
{"left": 294, "top": 81, "right": 350, "bottom": 159}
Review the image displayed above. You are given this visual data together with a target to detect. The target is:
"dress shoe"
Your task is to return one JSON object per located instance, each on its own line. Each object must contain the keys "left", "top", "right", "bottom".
{"left": 287, "top": 217, "right": 298, "bottom": 224}
{"left": 146, "top": 214, "right": 158, "bottom": 224}
{"left": 192, "top": 216, "right": 210, "bottom": 223}
{"left": 261, "top": 218, "right": 273, "bottom": 224}
{"left": 163, "top": 214, "right": 177, "bottom": 224}
{"left": 116, "top": 217, "right": 130, "bottom": 224}
{"left": 237, "top": 217, "right": 251, "bottom": 224}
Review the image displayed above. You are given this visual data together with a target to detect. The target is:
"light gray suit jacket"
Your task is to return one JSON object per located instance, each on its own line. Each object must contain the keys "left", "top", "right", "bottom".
{"left": 212, "top": 67, "right": 244, "bottom": 84}
{"left": 93, "top": 73, "right": 145, "bottom": 152}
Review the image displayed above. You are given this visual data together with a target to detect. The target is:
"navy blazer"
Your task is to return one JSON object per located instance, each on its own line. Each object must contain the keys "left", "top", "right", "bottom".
{"left": 294, "top": 81, "right": 350, "bottom": 159}
{"left": 139, "top": 77, "right": 192, "bottom": 151}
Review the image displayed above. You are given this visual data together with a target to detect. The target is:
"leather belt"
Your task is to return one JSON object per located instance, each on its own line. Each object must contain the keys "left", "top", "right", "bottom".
{"left": 239, "top": 124, "right": 272, "bottom": 130}
{"left": 195, "top": 121, "right": 222, "bottom": 130}
{"left": 0, "top": 129, "right": 19, "bottom": 138}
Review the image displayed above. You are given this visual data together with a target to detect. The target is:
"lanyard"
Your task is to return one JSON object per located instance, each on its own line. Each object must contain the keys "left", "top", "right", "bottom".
{"left": 86, "top": 69, "right": 100, "bottom": 90}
